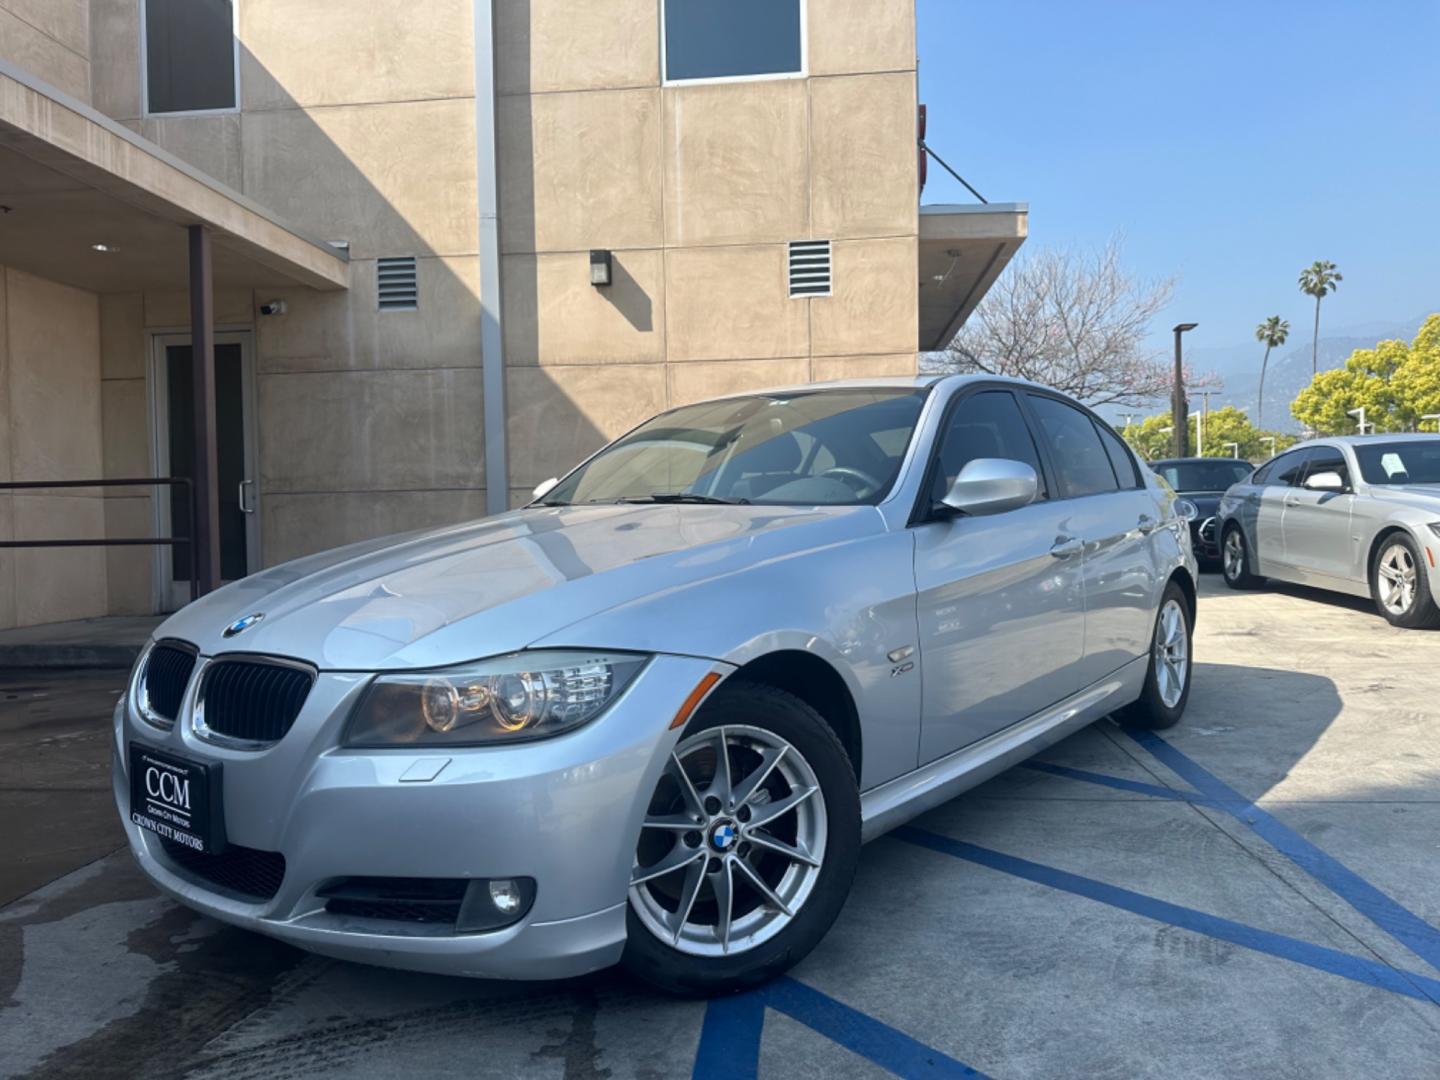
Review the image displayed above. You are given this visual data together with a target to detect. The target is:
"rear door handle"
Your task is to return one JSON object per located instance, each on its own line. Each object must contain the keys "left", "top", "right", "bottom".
{"left": 1284, "top": 496, "right": 1300, "bottom": 508}
{"left": 1050, "top": 536, "right": 1083, "bottom": 560}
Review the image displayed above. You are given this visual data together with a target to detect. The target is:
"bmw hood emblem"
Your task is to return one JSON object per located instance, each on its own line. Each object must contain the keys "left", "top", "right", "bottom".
{"left": 223, "top": 612, "right": 265, "bottom": 638}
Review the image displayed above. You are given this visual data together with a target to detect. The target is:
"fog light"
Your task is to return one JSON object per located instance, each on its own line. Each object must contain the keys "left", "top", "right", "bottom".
{"left": 489, "top": 878, "right": 522, "bottom": 915}
{"left": 455, "top": 876, "right": 536, "bottom": 933}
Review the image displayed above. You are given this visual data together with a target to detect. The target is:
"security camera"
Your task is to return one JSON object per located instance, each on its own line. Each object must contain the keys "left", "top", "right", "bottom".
{"left": 258, "top": 300, "right": 288, "bottom": 316}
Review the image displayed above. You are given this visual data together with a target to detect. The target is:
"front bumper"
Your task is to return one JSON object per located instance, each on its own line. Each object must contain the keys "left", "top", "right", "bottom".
{"left": 114, "top": 652, "right": 727, "bottom": 979}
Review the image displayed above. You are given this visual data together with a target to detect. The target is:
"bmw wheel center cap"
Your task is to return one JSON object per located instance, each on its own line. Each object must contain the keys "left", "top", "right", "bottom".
{"left": 709, "top": 820, "right": 737, "bottom": 852}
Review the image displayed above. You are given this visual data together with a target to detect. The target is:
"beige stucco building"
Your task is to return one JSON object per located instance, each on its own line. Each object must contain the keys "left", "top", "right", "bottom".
{"left": 0, "top": 0, "right": 1026, "bottom": 628}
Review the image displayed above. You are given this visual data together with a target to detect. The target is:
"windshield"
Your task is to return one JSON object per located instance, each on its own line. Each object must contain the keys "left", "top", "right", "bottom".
{"left": 1353, "top": 439, "right": 1440, "bottom": 485}
{"left": 540, "top": 388, "right": 929, "bottom": 507}
{"left": 1152, "top": 460, "right": 1254, "bottom": 492}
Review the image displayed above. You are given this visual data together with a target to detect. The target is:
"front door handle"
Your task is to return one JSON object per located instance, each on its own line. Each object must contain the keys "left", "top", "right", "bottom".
{"left": 1283, "top": 495, "right": 1300, "bottom": 508}
{"left": 1050, "top": 536, "right": 1083, "bottom": 560}
{"left": 238, "top": 479, "right": 256, "bottom": 514}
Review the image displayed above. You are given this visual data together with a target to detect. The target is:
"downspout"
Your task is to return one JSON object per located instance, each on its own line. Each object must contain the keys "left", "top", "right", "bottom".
{"left": 473, "top": 0, "right": 508, "bottom": 515}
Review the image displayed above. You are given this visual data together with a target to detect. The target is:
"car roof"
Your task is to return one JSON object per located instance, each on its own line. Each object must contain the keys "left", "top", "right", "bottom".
{"left": 693, "top": 373, "right": 1057, "bottom": 403}
{"left": 1306, "top": 433, "right": 1440, "bottom": 447}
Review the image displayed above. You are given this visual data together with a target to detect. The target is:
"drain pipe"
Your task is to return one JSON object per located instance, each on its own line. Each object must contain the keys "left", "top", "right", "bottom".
{"left": 473, "top": 0, "right": 508, "bottom": 516}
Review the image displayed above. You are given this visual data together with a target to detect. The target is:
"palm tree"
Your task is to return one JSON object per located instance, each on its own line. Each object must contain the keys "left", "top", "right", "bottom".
{"left": 1254, "top": 315, "right": 1289, "bottom": 428}
{"left": 1298, "top": 260, "right": 1342, "bottom": 375}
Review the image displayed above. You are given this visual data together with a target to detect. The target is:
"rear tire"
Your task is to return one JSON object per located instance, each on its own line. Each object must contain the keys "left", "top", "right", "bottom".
{"left": 1370, "top": 533, "right": 1440, "bottom": 629}
{"left": 1221, "top": 523, "right": 1264, "bottom": 590}
{"left": 621, "top": 682, "right": 860, "bottom": 996}
{"left": 1117, "top": 581, "right": 1193, "bottom": 730}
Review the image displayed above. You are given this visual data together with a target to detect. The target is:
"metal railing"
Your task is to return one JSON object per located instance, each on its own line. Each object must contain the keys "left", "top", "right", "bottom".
{"left": 0, "top": 478, "right": 199, "bottom": 602}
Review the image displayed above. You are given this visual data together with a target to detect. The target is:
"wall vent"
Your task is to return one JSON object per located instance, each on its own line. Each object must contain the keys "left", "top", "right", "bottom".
{"left": 377, "top": 257, "right": 419, "bottom": 310}
{"left": 788, "top": 240, "right": 832, "bottom": 298}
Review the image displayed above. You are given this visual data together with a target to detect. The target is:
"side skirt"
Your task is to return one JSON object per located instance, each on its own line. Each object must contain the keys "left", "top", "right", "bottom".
{"left": 858, "top": 656, "right": 1149, "bottom": 843}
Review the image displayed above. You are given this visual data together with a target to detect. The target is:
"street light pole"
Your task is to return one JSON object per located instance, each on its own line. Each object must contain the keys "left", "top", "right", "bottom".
{"left": 1223, "top": 441, "right": 1240, "bottom": 459}
{"left": 1422, "top": 413, "right": 1440, "bottom": 432}
{"left": 1347, "top": 406, "right": 1370, "bottom": 435}
{"left": 1172, "top": 323, "right": 1198, "bottom": 458}
{"left": 1261, "top": 436, "right": 1277, "bottom": 457}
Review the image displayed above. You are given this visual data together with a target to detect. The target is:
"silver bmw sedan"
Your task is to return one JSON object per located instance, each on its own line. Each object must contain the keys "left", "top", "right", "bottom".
{"left": 1217, "top": 435, "right": 1440, "bottom": 628}
{"left": 115, "top": 375, "right": 1197, "bottom": 993}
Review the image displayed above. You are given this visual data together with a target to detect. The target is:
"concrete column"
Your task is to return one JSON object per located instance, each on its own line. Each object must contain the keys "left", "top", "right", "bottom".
{"left": 188, "top": 225, "right": 221, "bottom": 595}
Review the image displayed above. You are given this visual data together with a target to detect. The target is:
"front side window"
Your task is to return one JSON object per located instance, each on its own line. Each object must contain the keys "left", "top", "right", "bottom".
{"left": 1026, "top": 395, "right": 1120, "bottom": 498}
{"left": 542, "top": 389, "right": 927, "bottom": 507}
{"left": 931, "top": 391, "right": 1045, "bottom": 504}
{"left": 662, "top": 0, "right": 804, "bottom": 83}
{"left": 1302, "top": 447, "right": 1351, "bottom": 489}
{"left": 144, "top": 0, "right": 237, "bottom": 115}
{"left": 1353, "top": 439, "right": 1440, "bottom": 485}
{"left": 1270, "top": 450, "right": 1312, "bottom": 487}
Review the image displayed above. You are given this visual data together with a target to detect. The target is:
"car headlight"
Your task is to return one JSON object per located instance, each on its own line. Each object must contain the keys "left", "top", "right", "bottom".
{"left": 1174, "top": 498, "right": 1200, "bottom": 523}
{"left": 343, "top": 650, "right": 649, "bottom": 747}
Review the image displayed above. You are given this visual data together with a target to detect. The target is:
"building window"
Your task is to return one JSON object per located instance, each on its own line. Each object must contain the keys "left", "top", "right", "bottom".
{"left": 662, "top": 0, "right": 805, "bottom": 85}
{"left": 143, "top": 0, "right": 238, "bottom": 116}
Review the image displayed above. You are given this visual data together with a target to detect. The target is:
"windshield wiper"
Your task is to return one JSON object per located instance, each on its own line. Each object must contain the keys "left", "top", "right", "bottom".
{"left": 604, "top": 493, "right": 750, "bottom": 506}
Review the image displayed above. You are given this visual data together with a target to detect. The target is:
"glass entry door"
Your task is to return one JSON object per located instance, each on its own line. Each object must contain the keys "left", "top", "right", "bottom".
{"left": 150, "top": 333, "right": 259, "bottom": 610}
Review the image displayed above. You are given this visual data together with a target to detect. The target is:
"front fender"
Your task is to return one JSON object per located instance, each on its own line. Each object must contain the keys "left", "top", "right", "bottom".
{"left": 529, "top": 526, "right": 922, "bottom": 790}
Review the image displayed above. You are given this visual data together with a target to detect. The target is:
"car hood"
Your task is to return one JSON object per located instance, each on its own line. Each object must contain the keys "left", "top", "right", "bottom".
{"left": 156, "top": 503, "right": 880, "bottom": 670}
{"left": 1366, "top": 483, "right": 1440, "bottom": 510}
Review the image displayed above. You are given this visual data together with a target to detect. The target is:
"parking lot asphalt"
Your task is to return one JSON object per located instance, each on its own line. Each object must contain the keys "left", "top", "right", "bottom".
{"left": 3, "top": 575, "right": 1439, "bottom": 1079}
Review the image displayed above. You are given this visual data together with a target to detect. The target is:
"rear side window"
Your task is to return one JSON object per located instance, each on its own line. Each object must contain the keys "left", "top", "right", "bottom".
{"left": 1026, "top": 395, "right": 1119, "bottom": 498}
{"left": 1095, "top": 422, "right": 1142, "bottom": 489}
{"left": 931, "top": 391, "right": 1046, "bottom": 504}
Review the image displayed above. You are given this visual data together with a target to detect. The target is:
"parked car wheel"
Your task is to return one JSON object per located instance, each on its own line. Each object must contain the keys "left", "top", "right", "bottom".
{"left": 1117, "top": 581, "right": 1193, "bottom": 730}
{"left": 1370, "top": 533, "right": 1440, "bottom": 629}
{"left": 1221, "top": 524, "right": 1264, "bottom": 589}
{"left": 622, "top": 682, "right": 860, "bottom": 995}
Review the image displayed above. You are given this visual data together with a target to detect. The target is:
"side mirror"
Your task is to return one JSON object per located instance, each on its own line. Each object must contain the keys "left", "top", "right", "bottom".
{"left": 939, "top": 458, "right": 1039, "bottom": 517}
{"left": 1304, "top": 470, "right": 1345, "bottom": 492}
{"left": 532, "top": 477, "right": 560, "bottom": 500}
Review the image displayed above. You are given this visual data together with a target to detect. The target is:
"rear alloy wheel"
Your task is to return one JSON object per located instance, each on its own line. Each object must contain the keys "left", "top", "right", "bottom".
{"left": 1222, "top": 525, "right": 1264, "bottom": 589}
{"left": 1371, "top": 534, "right": 1440, "bottom": 629}
{"left": 623, "top": 683, "right": 859, "bottom": 995}
{"left": 1117, "top": 581, "right": 1193, "bottom": 730}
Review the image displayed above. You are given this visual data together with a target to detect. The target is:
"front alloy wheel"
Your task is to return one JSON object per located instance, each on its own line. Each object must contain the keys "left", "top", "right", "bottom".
{"left": 1371, "top": 534, "right": 1440, "bottom": 629}
{"left": 623, "top": 683, "right": 859, "bottom": 994}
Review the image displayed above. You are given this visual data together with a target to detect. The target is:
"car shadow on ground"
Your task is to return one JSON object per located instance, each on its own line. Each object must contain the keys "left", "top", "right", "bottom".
{"left": 3, "top": 661, "right": 1361, "bottom": 1078}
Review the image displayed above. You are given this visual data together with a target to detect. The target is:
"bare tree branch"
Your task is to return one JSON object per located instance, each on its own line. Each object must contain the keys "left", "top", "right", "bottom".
{"left": 923, "top": 239, "right": 1209, "bottom": 408}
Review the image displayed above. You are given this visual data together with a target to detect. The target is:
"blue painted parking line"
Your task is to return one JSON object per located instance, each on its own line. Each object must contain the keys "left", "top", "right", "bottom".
{"left": 692, "top": 976, "right": 990, "bottom": 1079}
{"left": 1021, "top": 760, "right": 1213, "bottom": 805}
{"left": 895, "top": 826, "right": 1440, "bottom": 1007}
{"left": 1120, "top": 727, "right": 1440, "bottom": 978}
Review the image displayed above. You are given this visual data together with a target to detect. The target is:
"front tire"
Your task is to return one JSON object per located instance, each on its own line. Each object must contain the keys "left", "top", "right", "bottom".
{"left": 1117, "top": 581, "right": 1193, "bottom": 730}
{"left": 622, "top": 682, "right": 860, "bottom": 995}
{"left": 1221, "top": 523, "right": 1264, "bottom": 590}
{"left": 1371, "top": 533, "right": 1440, "bottom": 629}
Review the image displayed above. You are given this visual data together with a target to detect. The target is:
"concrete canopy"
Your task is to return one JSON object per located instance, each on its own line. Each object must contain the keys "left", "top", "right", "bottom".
{"left": 0, "top": 61, "right": 348, "bottom": 295}
{"left": 917, "top": 202, "right": 1027, "bottom": 351}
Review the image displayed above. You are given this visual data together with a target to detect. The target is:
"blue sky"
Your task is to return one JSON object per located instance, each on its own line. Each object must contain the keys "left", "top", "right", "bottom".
{"left": 916, "top": 0, "right": 1440, "bottom": 353}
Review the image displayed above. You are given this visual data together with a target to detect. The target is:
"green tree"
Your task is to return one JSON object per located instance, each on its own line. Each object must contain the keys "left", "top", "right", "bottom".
{"left": 1291, "top": 315, "right": 1440, "bottom": 434}
{"left": 1298, "top": 260, "right": 1342, "bottom": 376}
{"left": 1254, "top": 315, "right": 1289, "bottom": 429}
{"left": 1122, "top": 406, "right": 1296, "bottom": 462}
